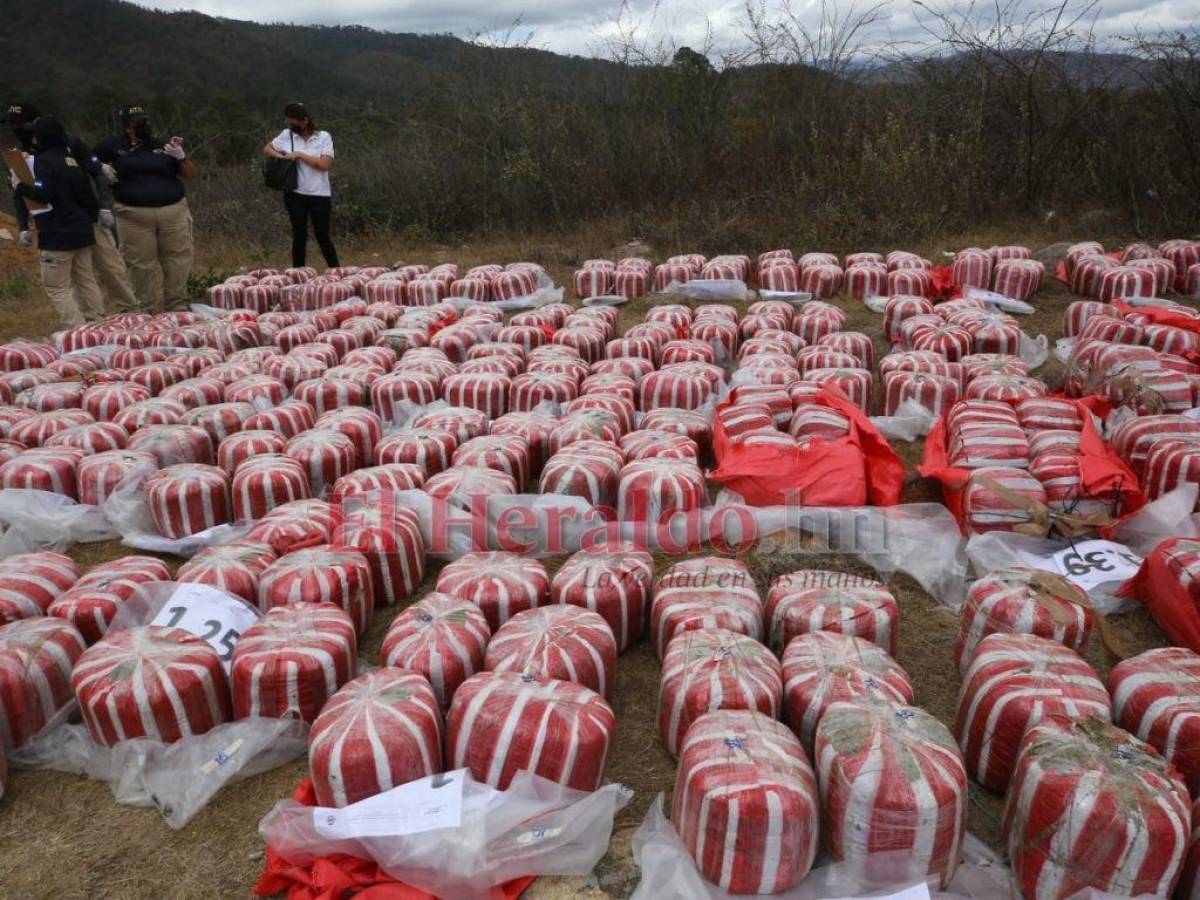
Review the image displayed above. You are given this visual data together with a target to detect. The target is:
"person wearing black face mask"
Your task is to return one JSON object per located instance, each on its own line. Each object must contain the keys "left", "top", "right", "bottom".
{"left": 94, "top": 104, "right": 196, "bottom": 311}
{"left": 3, "top": 101, "right": 139, "bottom": 313}
{"left": 262, "top": 101, "right": 339, "bottom": 269}
{"left": 14, "top": 116, "right": 105, "bottom": 327}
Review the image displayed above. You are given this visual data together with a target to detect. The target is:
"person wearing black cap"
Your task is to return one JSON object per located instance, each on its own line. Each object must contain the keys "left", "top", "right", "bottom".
{"left": 262, "top": 102, "right": 340, "bottom": 268}
{"left": 14, "top": 117, "right": 105, "bottom": 328}
{"left": 4, "top": 102, "right": 140, "bottom": 313}
{"left": 94, "top": 105, "right": 195, "bottom": 311}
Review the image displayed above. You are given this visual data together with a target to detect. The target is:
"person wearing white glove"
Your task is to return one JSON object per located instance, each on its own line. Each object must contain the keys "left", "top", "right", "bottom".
{"left": 5, "top": 100, "right": 138, "bottom": 312}
{"left": 94, "top": 105, "right": 195, "bottom": 312}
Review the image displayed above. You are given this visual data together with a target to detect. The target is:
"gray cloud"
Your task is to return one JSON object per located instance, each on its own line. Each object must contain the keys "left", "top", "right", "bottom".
{"left": 139, "top": 0, "right": 1200, "bottom": 57}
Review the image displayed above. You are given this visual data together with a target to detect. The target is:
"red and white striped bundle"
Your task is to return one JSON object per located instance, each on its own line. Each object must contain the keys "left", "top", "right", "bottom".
{"left": 0, "top": 446, "right": 83, "bottom": 498}
{"left": 718, "top": 403, "right": 774, "bottom": 440}
{"left": 546, "top": 545, "right": 652, "bottom": 653}
{"left": 257, "top": 546, "right": 372, "bottom": 637}
{"left": 1027, "top": 431, "right": 1081, "bottom": 458}
{"left": 797, "top": 347, "right": 861, "bottom": 375}
{"left": 1161, "top": 239, "right": 1200, "bottom": 290}
{"left": 447, "top": 670, "right": 615, "bottom": 791}
{"left": 183, "top": 402, "right": 256, "bottom": 446}
{"left": 1108, "top": 647, "right": 1200, "bottom": 796}
{"left": 48, "top": 556, "right": 171, "bottom": 644}
{"left": 660, "top": 340, "right": 714, "bottom": 367}
{"left": 782, "top": 631, "right": 913, "bottom": 752}
{"left": 0, "top": 617, "right": 87, "bottom": 750}
{"left": 176, "top": 539, "right": 278, "bottom": 605}
{"left": 375, "top": 428, "right": 457, "bottom": 475}
{"left": 217, "top": 429, "right": 287, "bottom": 474}
{"left": 495, "top": 325, "right": 550, "bottom": 355}
{"left": 72, "top": 625, "right": 232, "bottom": 745}
{"left": 661, "top": 631, "right": 778, "bottom": 758}
{"left": 245, "top": 499, "right": 342, "bottom": 556}
{"left": 1061, "top": 300, "right": 1117, "bottom": 338}
{"left": 43, "top": 420, "right": 129, "bottom": 455}
{"left": 381, "top": 593, "right": 490, "bottom": 713}
{"left": 616, "top": 457, "right": 705, "bottom": 522}
{"left": 15, "top": 381, "right": 84, "bottom": 412}
{"left": 265, "top": 354, "right": 327, "bottom": 390}
{"left": 690, "top": 319, "right": 740, "bottom": 361}
{"left": 816, "top": 700, "right": 968, "bottom": 887}
{"left": 441, "top": 372, "right": 511, "bottom": 419}
{"left": 1014, "top": 397, "right": 1086, "bottom": 433}
{"left": 640, "top": 408, "right": 712, "bottom": 454}
{"left": 792, "top": 312, "right": 842, "bottom": 346}
{"left": 881, "top": 370, "right": 960, "bottom": 417}
{"left": 673, "top": 710, "right": 820, "bottom": 894}
{"left": 111, "top": 398, "right": 187, "bottom": 433}
{"left": 765, "top": 570, "right": 899, "bottom": 655}
{"left": 1111, "top": 414, "right": 1200, "bottom": 477}
{"left": 143, "top": 463, "right": 231, "bottom": 538}
{"left": 954, "top": 567, "right": 1092, "bottom": 673}
{"left": 285, "top": 430, "right": 357, "bottom": 498}
{"left": 947, "top": 423, "right": 1028, "bottom": 469}
{"left": 952, "top": 250, "right": 993, "bottom": 290}
{"left": 308, "top": 669, "right": 443, "bottom": 807}
{"left": 964, "top": 373, "right": 1046, "bottom": 405}
{"left": 1144, "top": 323, "right": 1200, "bottom": 357}
{"left": 378, "top": 327, "right": 431, "bottom": 356}
{"left": 887, "top": 268, "right": 933, "bottom": 297}
{"left": 1145, "top": 438, "right": 1200, "bottom": 502}
{"left": 888, "top": 251, "right": 931, "bottom": 271}
{"left": 412, "top": 407, "right": 491, "bottom": 446}
{"left": 655, "top": 263, "right": 692, "bottom": 290}
{"left": 82, "top": 382, "right": 151, "bottom": 421}
{"left": 452, "top": 434, "right": 530, "bottom": 487}
{"left": 422, "top": 465, "right": 516, "bottom": 506}
{"left": 563, "top": 394, "right": 635, "bottom": 435}
{"left": 549, "top": 410, "right": 622, "bottom": 455}
{"left": 491, "top": 270, "right": 537, "bottom": 302}
{"left": 0, "top": 551, "right": 80, "bottom": 625}
{"left": 1098, "top": 265, "right": 1157, "bottom": 302}
{"left": 551, "top": 327, "right": 606, "bottom": 364}
{"left": 846, "top": 264, "right": 886, "bottom": 300}
{"left": 230, "top": 602, "right": 357, "bottom": 723}
{"left": 435, "top": 551, "right": 549, "bottom": 632}
{"left": 539, "top": 440, "right": 624, "bottom": 506}
{"left": 799, "top": 264, "right": 843, "bottom": 298}
{"left": 1003, "top": 716, "right": 1190, "bottom": 900}
{"left": 490, "top": 411, "right": 559, "bottom": 474}
{"left": 9, "top": 409, "right": 95, "bottom": 448}
{"left": 291, "top": 377, "right": 366, "bottom": 415}
{"left": 955, "top": 633, "right": 1110, "bottom": 791}
{"left": 332, "top": 498, "right": 424, "bottom": 606}
{"left": 231, "top": 454, "right": 311, "bottom": 521}
{"left": 992, "top": 259, "right": 1043, "bottom": 301}
{"left": 274, "top": 324, "right": 322, "bottom": 355}
{"left": 160, "top": 376, "right": 224, "bottom": 409}
{"left": 651, "top": 557, "right": 763, "bottom": 658}
{"left": 618, "top": 429, "right": 698, "bottom": 463}
{"left": 243, "top": 398, "right": 317, "bottom": 439}
{"left": 315, "top": 408, "right": 383, "bottom": 468}
{"left": 761, "top": 262, "right": 799, "bottom": 291}
{"left": 962, "top": 467, "right": 1047, "bottom": 534}
{"left": 226, "top": 376, "right": 289, "bottom": 408}
{"left": 806, "top": 368, "right": 873, "bottom": 412}
{"left": 906, "top": 323, "right": 972, "bottom": 361}
{"left": 0, "top": 340, "right": 57, "bottom": 371}
{"left": 573, "top": 267, "right": 613, "bottom": 299}
{"left": 485, "top": 605, "right": 616, "bottom": 698}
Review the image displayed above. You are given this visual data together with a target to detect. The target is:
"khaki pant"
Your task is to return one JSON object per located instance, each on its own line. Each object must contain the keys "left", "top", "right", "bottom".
{"left": 40, "top": 246, "right": 105, "bottom": 329}
{"left": 113, "top": 198, "right": 194, "bottom": 312}
{"left": 92, "top": 223, "right": 141, "bottom": 313}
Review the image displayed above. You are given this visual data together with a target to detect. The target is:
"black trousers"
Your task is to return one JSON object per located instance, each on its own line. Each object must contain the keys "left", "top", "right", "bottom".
{"left": 283, "top": 191, "right": 339, "bottom": 268}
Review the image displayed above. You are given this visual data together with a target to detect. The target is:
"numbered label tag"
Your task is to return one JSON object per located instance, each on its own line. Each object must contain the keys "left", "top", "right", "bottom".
{"left": 313, "top": 770, "right": 466, "bottom": 839}
{"left": 1050, "top": 540, "right": 1143, "bottom": 592}
{"left": 150, "top": 582, "right": 261, "bottom": 670}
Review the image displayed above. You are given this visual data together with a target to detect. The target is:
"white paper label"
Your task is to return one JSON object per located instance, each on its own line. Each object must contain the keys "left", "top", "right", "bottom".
{"left": 150, "top": 582, "right": 261, "bottom": 670}
{"left": 312, "top": 770, "right": 465, "bottom": 839}
{"left": 1049, "top": 540, "right": 1143, "bottom": 592}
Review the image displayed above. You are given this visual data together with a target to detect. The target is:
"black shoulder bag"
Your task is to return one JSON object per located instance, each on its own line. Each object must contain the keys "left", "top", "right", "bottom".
{"left": 263, "top": 131, "right": 298, "bottom": 192}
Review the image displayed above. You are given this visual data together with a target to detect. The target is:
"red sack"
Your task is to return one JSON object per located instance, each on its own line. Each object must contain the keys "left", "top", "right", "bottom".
{"left": 1119, "top": 538, "right": 1200, "bottom": 653}
{"left": 929, "top": 265, "right": 958, "bottom": 301}
{"left": 917, "top": 415, "right": 970, "bottom": 527}
{"left": 255, "top": 779, "right": 535, "bottom": 900}
{"left": 709, "top": 386, "right": 904, "bottom": 507}
{"left": 1076, "top": 402, "right": 1145, "bottom": 513}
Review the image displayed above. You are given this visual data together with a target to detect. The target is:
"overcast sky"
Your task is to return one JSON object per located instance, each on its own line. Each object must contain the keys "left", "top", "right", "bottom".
{"left": 139, "top": 0, "right": 1199, "bottom": 58}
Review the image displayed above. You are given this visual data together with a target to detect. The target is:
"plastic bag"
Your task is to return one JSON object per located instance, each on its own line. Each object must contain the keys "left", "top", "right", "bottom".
{"left": 1018, "top": 332, "right": 1049, "bottom": 369}
{"left": 757, "top": 289, "right": 815, "bottom": 305}
{"left": 0, "top": 488, "right": 117, "bottom": 548}
{"left": 258, "top": 769, "right": 632, "bottom": 900}
{"left": 871, "top": 399, "right": 938, "bottom": 442}
{"left": 662, "top": 279, "right": 751, "bottom": 302}
{"left": 965, "top": 531, "right": 1138, "bottom": 614}
{"left": 1102, "top": 483, "right": 1200, "bottom": 556}
{"left": 965, "top": 287, "right": 1035, "bottom": 315}
{"left": 631, "top": 794, "right": 1010, "bottom": 900}
{"left": 10, "top": 712, "right": 307, "bottom": 829}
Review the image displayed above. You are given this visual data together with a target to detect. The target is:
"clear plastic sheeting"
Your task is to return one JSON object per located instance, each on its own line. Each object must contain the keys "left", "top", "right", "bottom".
{"left": 965, "top": 531, "right": 1138, "bottom": 614}
{"left": 863, "top": 295, "right": 889, "bottom": 314}
{"left": 662, "top": 279, "right": 752, "bottom": 302}
{"left": 964, "top": 287, "right": 1036, "bottom": 316}
{"left": 1104, "top": 483, "right": 1200, "bottom": 556}
{"left": 1018, "top": 332, "right": 1049, "bottom": 369}
{"left": 258, "top": 769, "right": 632, "bottom": 900}
{"left": 871, "top": 399, "right": 938, "bottom": 442}
{"left": 443, "top": 278, "right": 563, "bottom": 312}
{"left": 0, "top": 488, "right": 117, "bottom": 551}
{"left": 9, "top": 710, "right": 307, "bottom": 829}
{"left": 631, "top": 795, "right": 1011, "bottom": 900}
{"left": 757, "top": 289, "right": 816, "bottom": 306}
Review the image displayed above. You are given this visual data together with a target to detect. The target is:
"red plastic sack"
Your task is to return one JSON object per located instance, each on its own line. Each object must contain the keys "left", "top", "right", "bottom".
{"left": 709, "top": 386, "right": 904, "bottom": 507}
{"left": 254, "top": 779, "right": 535, "bottom": 900}
{"left": 1119, "top": 538, "right": 1200, "bottom": 652}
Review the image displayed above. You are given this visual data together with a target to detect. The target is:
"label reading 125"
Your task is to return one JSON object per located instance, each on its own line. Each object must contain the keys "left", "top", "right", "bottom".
{"left": 150, "top": 583, "right": 261, "bottom": 670}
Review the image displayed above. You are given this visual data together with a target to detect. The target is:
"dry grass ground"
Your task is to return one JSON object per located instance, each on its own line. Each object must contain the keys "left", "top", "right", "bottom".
{"left": 0, "top": 224, "right": 1176, "bottom": 899}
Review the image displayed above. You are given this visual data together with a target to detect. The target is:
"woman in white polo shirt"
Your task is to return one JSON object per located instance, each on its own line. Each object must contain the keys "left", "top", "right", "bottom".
{"left": 262, "top": 101, "right": 340, "bottom": 268}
